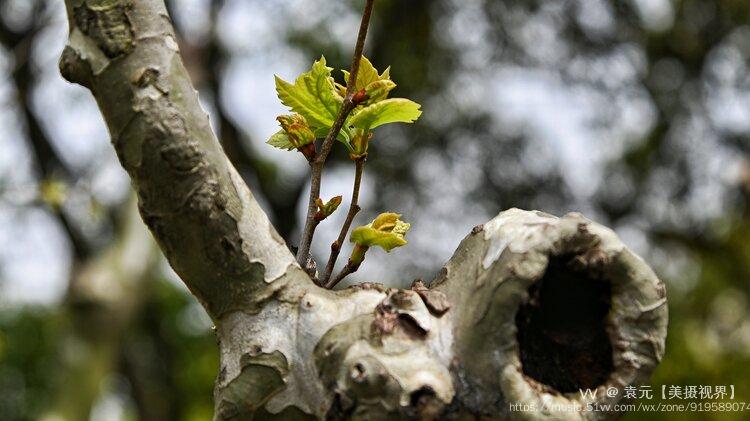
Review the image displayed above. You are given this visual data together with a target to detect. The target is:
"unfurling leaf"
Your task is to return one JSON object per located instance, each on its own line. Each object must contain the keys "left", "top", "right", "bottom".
{"left": 266, "top": 130, "right": 295, "bottom": 150}
{"left": 274, "top": 57, "right": 342, "bottom": 129}
{"left": 350, "top": 212, "right": 411, "bottom": 252}
{"left": 342, "top": 56, "right": 384, "bottom": 91}
{"left": 364, "top": 79, "right": 396, "bottom": 103}
{"left": 342, "top": 56, "right": 395, "bottom": 105}
{"left": 350, "top": 130, "right": 373, "bottom": 157}
{"left": 267, "top": 114, "right": 317, "bottom": 160}
{"left": 314, "top": 196, "right": 343, "bottom": 222}
{"left": 348, "top": 98, "right": 422, "bottom": 131}
{"left": 277, "top": 114, "right": 315, "bottom": 147}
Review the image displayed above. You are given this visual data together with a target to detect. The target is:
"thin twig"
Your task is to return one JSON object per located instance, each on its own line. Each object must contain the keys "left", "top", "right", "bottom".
{"left": 296, "top": 0, "right": 377, "bottom": 269}
{"left": 321, "top": 156, "right": 365, "bottom": 284}
{"left": 325, "top": 260, "right": 359, "bottom": 289}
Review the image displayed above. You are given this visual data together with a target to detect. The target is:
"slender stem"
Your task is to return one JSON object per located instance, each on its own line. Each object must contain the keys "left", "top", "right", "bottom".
{"left": 325, "top": 260, "right": 359, "bottom": 289}
{"left": 321, "top": 157, "right": 365, "bottom": 284}
{"left": 296, "top": 0, "right": 377, "bottom": 268}
{"left": 296, "top": 118, "right": 351, "bottom": 269}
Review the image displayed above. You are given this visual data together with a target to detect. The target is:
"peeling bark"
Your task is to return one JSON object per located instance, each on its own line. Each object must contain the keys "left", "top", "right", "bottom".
{"left": 60, "top": 1, "right": 667, "bottom": 419}
{"left": 432, "top": 209, "right": 667, "bottom": 419}
{"left": 60, "top": 0, "right": 301, "bottom": 320}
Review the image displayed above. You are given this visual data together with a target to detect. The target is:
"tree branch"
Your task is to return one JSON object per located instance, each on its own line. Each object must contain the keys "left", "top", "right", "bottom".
{"left": 324, "top": 258, "right": 359, "bottom": 289}
{"left": 59, "top": 0, "right": 305, "bottom": 319}
{"left": 321, "top": 156, "right": 365, "bottom": 285}
{"left": 295, "top": 0, "right": 376, "bottom": 269}
{"left": 59, "top": 3, "right": 667, "bottom": 419}
{"left": 176, "top": 0, "right": 306, "bottom": 240}
{"left": 431, "top": 209, "right": 668, "bottom": 415}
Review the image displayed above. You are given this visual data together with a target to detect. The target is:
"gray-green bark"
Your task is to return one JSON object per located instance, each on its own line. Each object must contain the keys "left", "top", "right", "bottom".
{"left": 59, "top": 1, "right": 668, "bottom": 419}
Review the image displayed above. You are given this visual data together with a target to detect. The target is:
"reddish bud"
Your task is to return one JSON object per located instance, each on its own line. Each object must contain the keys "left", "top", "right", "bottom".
{"left": 298, "top": 143, "right": 316, "bottom": 162}
{"left": 314, "top": 195, "right": 342, "bottom": 221}
{"left": 352, "top": 88, "right": 369, "bottom": 105}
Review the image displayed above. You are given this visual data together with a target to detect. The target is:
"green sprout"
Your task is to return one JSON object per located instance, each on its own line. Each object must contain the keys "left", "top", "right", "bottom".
{"left": 349, "top": 212, "right": 411, "bottom": 266}
{"left": 267, "top": 114, "right": 317, "bottom": 161}
{"left": 265, "top": 14, "right": 421, "bottom": 288}
{"left": 314, "top": 196, "right": 343, "bottom": 222}
{"left": 267, "top": 56, "right": 421, "bottom": 158}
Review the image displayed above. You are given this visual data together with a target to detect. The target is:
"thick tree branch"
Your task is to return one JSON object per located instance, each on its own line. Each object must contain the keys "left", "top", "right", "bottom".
{"left": 183, "top": 0, "right": 306, "bottom": 241}
{"left": 432, "top": 209, "right": 668, "bottom": 417}
{"left": 60, "top": 3, "right": 666, "bottom": 419}
{"left": 59, "top": 0, "right": 306, "bottom": 319}
{"left": 214, "top": 209, "right": 667, "bottom": 419}
{"left": 295, "top": 0, "right": 376, "bottom": 269}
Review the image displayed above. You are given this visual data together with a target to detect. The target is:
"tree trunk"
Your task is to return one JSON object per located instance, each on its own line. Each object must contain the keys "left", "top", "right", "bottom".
{"left": 59, "top": 1, "right": 667, "bottom": 419}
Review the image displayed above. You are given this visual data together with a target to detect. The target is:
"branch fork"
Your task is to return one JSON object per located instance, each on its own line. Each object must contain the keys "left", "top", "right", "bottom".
{"left": 60, "top": 1, "right": 667, "bottom": 418}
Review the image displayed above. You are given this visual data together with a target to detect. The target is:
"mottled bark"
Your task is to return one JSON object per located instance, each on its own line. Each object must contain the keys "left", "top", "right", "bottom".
{"left": 59, "top": 0, "right": 300, "bottom": 320}
{"left": 173, "top": 0, "right": 306, "bottom": 242}
{"left": 432, "top": 209, "right": 668, "bottom": 419}
{"left": 60, "top": 1, "right": 667, "bottom": 419}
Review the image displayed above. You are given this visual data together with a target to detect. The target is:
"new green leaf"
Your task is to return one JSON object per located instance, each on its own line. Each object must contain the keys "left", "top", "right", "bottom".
{"left": 266, "top": 131, "right": 295, "bottom": 150}
{"left": 348, "top": 98, "right": 422, "bottom": 130}
{"left": 342, "top": 56, "right": 385, "bottom": 91}
{"left": 274, "top": 57, "right": 342, "bottom": 129}
{"left": 314, "top": 196, "right": 343, "bottom": 221}
{"left": 350, "top": 213, "right": 411, "bottom": 252}
{"left": 364, "top": 79, "right": 396, "bottom": 103}
{"left": 266, "top": 114, "right": 315, "bottom": 152}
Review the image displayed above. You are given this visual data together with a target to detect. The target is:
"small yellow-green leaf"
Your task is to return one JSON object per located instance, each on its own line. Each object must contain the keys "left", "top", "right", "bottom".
{"left": 372, "top": 212, "right": 400, "bottom": 230}
{"left": 342, "top": 56, "right": 382, "bottom": 91}
{"left": 350, "top": 129, "right": 372, "bottom": 156}
{"left": 274, "top": 56, "right": 342, "bottom": 129}
{"left": 277, "top": 114, "right": 315, "bottom": 147}
{"left": 365, "top": 79, "right": 396, "bottom": 103}
{"left": 266, "top": 130, "right": 295, "bottom": 150}
{"left": 342, "top": 57, "right": 395, "bottom": 105}
{"left": 348, "top": 98, "right": 422, "bottom": 130}
{"left": 350, "top": 226, "right": 408, "bottom": 252}
{"left": 350, "top": 213, "right": 411, "bottom": 252}
{"left": 325, "top": 196, "right": 343, "bottom": 213}
{"left": 380, "top": 66, "right": 391, "bottom": 80}
{"left": 315, "top": 196, "right": 343, "bottom": 221}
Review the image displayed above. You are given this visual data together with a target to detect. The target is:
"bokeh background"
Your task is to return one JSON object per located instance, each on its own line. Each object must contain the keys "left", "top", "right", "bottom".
{"left": 1, "top": 0, "right": 749, "bottom": 419}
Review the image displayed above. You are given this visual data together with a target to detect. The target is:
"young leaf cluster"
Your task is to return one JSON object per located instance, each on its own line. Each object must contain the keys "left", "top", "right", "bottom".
{"left": 268, "top": 56, "right": 421, "bottom": 158}
{"left": 267, "top": 55, "right": 420, "bottom": 287}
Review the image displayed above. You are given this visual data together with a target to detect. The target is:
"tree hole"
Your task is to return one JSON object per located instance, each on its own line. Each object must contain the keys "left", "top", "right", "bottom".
{"left": 515, "top": 254, "right": 613, "bottom": 393}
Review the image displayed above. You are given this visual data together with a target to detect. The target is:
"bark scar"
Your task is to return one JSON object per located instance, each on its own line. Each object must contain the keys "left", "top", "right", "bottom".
{"left": 73, "top": 0, "right": 135, "bottom": 59}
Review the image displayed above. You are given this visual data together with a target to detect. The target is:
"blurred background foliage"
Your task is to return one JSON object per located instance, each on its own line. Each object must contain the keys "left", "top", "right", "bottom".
{"left": 1, "top": 0, "right": 749, "bottom": 419}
